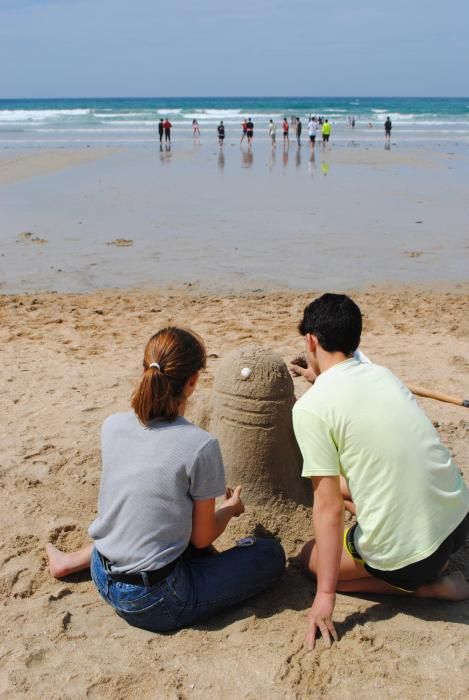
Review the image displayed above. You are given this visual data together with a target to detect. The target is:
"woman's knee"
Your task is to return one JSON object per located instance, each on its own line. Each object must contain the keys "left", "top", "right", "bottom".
{"left": 255, "top": 537, "right": 286, "bottom": 577}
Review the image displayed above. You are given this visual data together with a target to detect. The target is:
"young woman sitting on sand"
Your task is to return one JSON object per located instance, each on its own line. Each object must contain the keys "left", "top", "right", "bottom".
{"left": 47, "top": 327, "right": 286, "bottom": 632}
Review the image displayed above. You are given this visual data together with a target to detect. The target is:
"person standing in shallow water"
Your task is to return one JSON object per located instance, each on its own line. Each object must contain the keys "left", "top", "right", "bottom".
{"left": 240, "top": 119, "right": 248, "bottom": 143}
{"left": 217, "top": 120, "right": 225, "bottom": 147}
{"left": 322, "top": 119, "right": 331, "bottom": 147}
{"left": 268, "top": 119, "right": 276, "bottom": 148}
{"left": 163, "top": 118, "right": 172, "bottom": 144}
{"left": 246, "top": 117, "right": 254, "bottom": 146}
{"left": 158, "top": 118, "right": 164, "bottom": 144}
{"left": 46, "top": 327, "right": 286, "bottom": 633}
{"left": 385, "top": 116, "right": 392, "bottom": 142}
{"left": 296, "top": 118, "right": 302, "bottom": 146}
{"left": 282, "top": 118, "right": 289, "bottom": 145}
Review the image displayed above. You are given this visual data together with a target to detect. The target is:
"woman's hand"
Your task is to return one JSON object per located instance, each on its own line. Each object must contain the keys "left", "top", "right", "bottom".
{"left": 191, "top": 486, "right": 245, "bottom": 548}
{"left": 224, "top": 485, "right": 245, "bottom": 517}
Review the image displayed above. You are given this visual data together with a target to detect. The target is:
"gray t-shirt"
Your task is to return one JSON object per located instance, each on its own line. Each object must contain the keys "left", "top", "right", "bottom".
{"left": 88, "top": 411, "right": 226, "bottom": 573}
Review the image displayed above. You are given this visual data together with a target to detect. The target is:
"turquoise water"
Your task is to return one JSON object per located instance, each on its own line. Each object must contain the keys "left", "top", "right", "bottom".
{"left": 1, "top": 97, "right": 468, "bottom": 146}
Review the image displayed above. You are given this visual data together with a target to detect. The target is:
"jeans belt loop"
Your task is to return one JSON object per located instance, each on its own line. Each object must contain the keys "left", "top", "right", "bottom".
{"left": 141, "top": 571, "right": 150, "bottom": 589}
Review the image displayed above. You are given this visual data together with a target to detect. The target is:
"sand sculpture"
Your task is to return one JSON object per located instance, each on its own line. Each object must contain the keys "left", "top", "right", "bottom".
{"left": 209, "top": 346, "right": 312, "bottom": 507}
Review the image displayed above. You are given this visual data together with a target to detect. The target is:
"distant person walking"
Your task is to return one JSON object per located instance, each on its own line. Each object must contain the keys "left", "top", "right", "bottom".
{"left": 240, "top": 119, "right": 248, "bottom": 143}
{"left": 322, "top": 119, "right": 331, "bottom": 147}
{"left": 246, "top": 118, "right": 254, "bottom": 146}
{"left": 192, "top": 119, "right": 200, "bottom": 137}
{"left": 384, "top": 116, "right": 392, "bottom": 142}
{"left": 217, "top": 120, "right": 225, "bottom": 146}
{"left": 282, "top": 118, "right": 289, "bottom": 145}
{"left": 296, "top": 118, "right": 302, "bottom": 146}
{"left": 308, "top": 118, "right": 318, "bottom": 149}
{"left": 158, "top": 119, "right": 164, "bottom": 143}
{"left": 163, "top": 118, "right": 172, "bottom": 144}
{"left": 268, "top": 119, "right": 276, "bottom": 148}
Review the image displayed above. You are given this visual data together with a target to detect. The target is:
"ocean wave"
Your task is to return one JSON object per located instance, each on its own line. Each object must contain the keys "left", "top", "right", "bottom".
{"left": 94, "top": 112, "right": 147, "bottom": 118}
{"left": 183, "top": 109, "right": 243, "bottom": 120}
{"left": 156, "top": 109, "right": 182, "bottom": 115}
{"left": 183, "top": 111, "right": 283, "bottom": 121}
{"left": 0, "top": 109, "right": 91, "bottom": 122}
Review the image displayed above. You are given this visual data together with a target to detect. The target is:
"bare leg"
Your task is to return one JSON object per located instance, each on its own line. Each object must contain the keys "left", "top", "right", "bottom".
{"left": 415, "top": 572, "right": 469, "bottom": 601}
{"left": 46, "top": 542, "right": 93, "bottom": 578}
{"left": 340, "top": 476, "right": 356, "bottom": 516}
{"left": 299, "top": 538, "right": 469, "bottom": 600}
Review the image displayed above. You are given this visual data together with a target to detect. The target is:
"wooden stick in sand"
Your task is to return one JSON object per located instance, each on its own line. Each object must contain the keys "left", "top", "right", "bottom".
{"left": 406, "top": 385, "right": 469, "bottom": 408}
{"left": 290, "top": 355, "right": 469, "bottom": 408}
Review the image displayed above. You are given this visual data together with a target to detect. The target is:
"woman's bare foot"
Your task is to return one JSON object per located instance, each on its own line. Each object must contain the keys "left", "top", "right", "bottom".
{"left": 46, "top": 542, "right": 93, "bottom": 578}
{"left": 46, "top": 543, "right": 72, "bottom": 578}
{"left": 416, "top": 571, "right": 469, "bottom": 601}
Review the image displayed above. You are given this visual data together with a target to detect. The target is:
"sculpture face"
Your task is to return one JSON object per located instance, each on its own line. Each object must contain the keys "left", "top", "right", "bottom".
{"left": 210, "top": 346, "right": 312, "bottom": 507}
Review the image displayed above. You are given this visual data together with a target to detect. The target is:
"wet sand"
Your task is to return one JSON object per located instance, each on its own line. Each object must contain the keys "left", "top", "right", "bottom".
{"left": 1, "top": 141, "right": 468, "bottom": 293}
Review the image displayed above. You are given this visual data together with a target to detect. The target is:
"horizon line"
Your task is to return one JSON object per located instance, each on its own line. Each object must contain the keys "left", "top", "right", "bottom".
{"left": 1, "top": 95, "right": 468, "bottom": 101}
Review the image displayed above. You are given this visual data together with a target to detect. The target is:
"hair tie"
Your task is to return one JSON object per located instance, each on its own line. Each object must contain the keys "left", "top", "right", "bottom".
{"left": 149, "top": 362, "right": 161, "bottom": 371}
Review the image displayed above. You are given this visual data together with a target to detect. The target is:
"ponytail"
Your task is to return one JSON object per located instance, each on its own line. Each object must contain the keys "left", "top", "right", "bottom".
{"left": 131, "top": 327, "right": 206, "bottom": 425}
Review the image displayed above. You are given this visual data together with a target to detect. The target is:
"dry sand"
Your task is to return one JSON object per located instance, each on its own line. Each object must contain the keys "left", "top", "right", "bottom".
{"left": 1, "top": 285, "right": 468, "bottom": 699}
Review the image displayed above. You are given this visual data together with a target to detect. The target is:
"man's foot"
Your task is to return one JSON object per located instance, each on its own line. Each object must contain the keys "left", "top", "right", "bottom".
{"left": 417, "top": 571, "right": 469, "bottom": 601}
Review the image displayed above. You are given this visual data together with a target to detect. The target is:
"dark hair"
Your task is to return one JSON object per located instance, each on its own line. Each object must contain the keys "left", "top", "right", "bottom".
{"left": 298, "top": 294, "right": 362, "bottom": 355}
{"left": 131, "top": 327, "right": 206, "bottom": 425}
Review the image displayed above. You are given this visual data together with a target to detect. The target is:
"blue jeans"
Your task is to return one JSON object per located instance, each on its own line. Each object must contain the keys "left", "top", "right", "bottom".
{"left": 91, "top": 538, "right": 286, "bottom": 632}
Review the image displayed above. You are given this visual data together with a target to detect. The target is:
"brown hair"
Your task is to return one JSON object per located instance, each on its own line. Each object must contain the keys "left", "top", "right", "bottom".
{"left": 131, "top": 327, "right": 206, "bottom": 425}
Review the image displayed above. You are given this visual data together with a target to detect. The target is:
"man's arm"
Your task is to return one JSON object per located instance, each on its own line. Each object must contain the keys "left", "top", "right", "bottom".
{"left": 306, "top": 475, "right": 344, "bottom": 649}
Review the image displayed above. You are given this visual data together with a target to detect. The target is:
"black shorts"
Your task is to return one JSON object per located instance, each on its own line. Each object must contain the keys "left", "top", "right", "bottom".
{"left": 323, "top": 133, "right": 330, "bottom": 141}
{"left": 385, "top": 129, "right": 391, "bottom": 135}
{"left": 345, "top": 512, "right": 469, "bottom": 592}
{"left": 246, "top": 130, "right": 253, "bottom": 137}
{"left": 309, "top": 134, "right": 316, "bottom": 142}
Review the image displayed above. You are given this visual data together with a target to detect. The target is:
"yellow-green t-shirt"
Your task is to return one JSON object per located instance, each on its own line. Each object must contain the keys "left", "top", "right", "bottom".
{"left": 322, "top": 122, "right": 331, "bottom": 135}
{"left": 292, "top": 358, "right": 469, "bottom": 571}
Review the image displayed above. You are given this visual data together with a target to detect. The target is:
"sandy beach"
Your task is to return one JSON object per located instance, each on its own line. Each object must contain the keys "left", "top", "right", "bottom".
{"left": 0, "top": 132, "right": 468, "bottom": 698}
{"left": 1, "top": 283, "right": 468, "bottom": 699}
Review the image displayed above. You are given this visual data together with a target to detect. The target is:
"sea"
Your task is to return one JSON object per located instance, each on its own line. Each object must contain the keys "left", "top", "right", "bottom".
{"left": 1, "top": 96, "right": 468, "bottom": 147}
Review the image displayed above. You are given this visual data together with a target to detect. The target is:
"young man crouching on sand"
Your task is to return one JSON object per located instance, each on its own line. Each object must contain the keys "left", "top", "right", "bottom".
{"left": 290, "top": 293, "right": 469, "bottom": 649}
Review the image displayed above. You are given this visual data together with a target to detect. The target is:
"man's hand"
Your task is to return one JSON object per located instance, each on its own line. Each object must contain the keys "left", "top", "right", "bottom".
{"left": 306, "top": 591, "right": 339, "bottom": 650}
{"left": 289, "top": 355, "right": 317, "bottom": 384}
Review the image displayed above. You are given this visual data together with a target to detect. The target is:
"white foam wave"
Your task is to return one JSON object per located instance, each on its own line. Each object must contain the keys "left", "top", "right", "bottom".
{"left": 183, "top": 111, "right": 282, "bottom": 121}
{"left": 0, "top": 109, "right": 91, "bottom": 122}
{"left": 156, "top": 109, "right": 182, "bottom": 115}
{"left": 94, "top": 112, "right": 146, "bottom": 118}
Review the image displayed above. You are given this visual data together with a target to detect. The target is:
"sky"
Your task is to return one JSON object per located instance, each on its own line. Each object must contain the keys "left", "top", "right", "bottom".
{"left": 0, "top": 0, "right": 468, "bottom": 98}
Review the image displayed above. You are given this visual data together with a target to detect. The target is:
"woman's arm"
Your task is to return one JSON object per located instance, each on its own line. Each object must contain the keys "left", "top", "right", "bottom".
{"left": 191, "top": 486, "right": 244, "bottom": 548}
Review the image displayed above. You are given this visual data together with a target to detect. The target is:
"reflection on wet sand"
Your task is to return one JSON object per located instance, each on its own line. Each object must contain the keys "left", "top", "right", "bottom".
{"left": 241, "top": 147, "right": 253, "bottom": 168}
